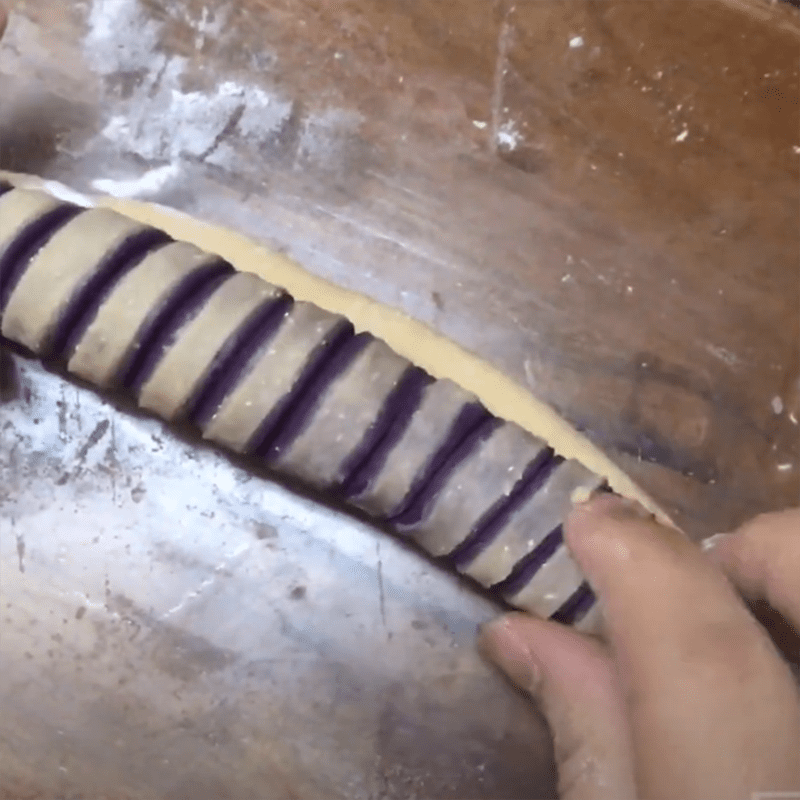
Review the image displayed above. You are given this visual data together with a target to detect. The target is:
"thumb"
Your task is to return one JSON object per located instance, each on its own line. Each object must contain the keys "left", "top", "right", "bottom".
{"left": 479, "top": 613, "right": 635, "bottom": 800}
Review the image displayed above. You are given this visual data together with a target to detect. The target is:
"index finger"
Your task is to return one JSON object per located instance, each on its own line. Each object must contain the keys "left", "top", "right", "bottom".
{"left": 565, "top": 495, "right": 800, "bottom": 799}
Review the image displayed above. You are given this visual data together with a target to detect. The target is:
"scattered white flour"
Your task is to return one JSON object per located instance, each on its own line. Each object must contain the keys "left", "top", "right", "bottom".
{"left": 85, "top": 0, "right": 164, "bottom": 75}
{"left": 237, "top": 87, "right": 294, "bottom": 143}
{"left": 92, "top": 164, "right": 181, "bottom": 198}
{"left": 191, "top": 5, "right": 229, "bottom": 50}
{"left": 40, "top": 181, "right": 95, "bottom": 208}
{"left": 705, "top": 344, "right": 739, "bottom": 367}
{"left": 297, "top": 107, "right": 364, "bottom": 169}
{"left": 496, "top": 120, "right": 522, "bottom": 151}
{"left": 85, "top": 0, "right": 238, "bottom": 161}
{"left": 569, "top": 36, "right": 585, "bottom": 49}
{"left": 771, "top": 395, "right": 784, "bottom": 415}
{"left": 204, "top": 142, "right": 240, "bottom": 170}
{"left": 83, "top": 0, "right": 356, "bottom": 184}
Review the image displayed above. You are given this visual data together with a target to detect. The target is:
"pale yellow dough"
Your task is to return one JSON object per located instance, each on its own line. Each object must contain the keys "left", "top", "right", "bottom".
{"left": 0, "top": 170, "right": 670, "bottom": 524}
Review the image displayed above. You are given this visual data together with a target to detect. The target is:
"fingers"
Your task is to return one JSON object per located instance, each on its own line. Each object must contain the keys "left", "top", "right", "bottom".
{"left": 479, "top": 613, "right": 636, "bottom": 800}
{"left": 565, "top": 495, "right": 800, "bottom": 799}
{"left": 708, "top": 509, "right": 800, "bottom": 628}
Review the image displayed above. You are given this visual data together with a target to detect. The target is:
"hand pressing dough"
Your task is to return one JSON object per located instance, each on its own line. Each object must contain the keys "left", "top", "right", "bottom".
{"left": 0, "top": 171, "right": 673, "bottom": 633}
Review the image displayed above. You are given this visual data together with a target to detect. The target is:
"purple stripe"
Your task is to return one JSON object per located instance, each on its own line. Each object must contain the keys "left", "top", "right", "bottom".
{"left": 48, "top": 228, "right": 172, "bottom": 360}
{"left": 249, "top": 320, "right": 359, "bottom": 458}
{"left": 187, "top": 293, "right": 293, "bottom": 427}
{"left": 0, "top": 204, "right": 84, "bottom": 315}
{"left": 449, "top": 447, "right": 562, "bottom": 568}
{"left": 338, "top": 366, "right": 433, "bottom": 498}
{"left": 549, "top": 581, "right": 596, "bottom": 626}
{"left": 490, "top": 524, "right": 564, "bottom": 597}
{"left": 261, "top": 331, "right": 373, "bottom": 462}
{"left": 0, "top": 182, "right": 13, "bottom": 198}
{"left": 119, "top": 263, "right": 235, "bottom": 392}
{"left": 389, "top": 404, "right": 499, "bottom": 528}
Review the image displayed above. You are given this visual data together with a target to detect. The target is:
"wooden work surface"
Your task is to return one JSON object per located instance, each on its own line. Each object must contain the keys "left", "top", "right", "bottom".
{"left": 0, "top": 0, "right": 798, "bottom": 798}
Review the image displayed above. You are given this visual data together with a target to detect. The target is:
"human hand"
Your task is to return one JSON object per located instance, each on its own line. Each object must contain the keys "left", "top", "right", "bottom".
{"left": 479, "top": 496, "right": 800, "bottom": 800}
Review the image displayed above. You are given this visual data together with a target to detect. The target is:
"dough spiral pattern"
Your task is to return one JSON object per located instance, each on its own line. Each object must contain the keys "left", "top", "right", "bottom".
{"left": 0, "top": 183, "right": 609, "bottom": 629}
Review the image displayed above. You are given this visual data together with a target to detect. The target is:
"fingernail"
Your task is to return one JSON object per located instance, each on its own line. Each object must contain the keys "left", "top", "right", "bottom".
{"left": 701, "top": 532, "right": 730, "bottom": 553}
{"left": 478, "top": 618, "right": 542, "bottom": 694}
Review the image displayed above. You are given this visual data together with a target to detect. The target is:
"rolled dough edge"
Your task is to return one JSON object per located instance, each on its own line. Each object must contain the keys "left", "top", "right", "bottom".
{"left": 0, "top": 170, "right": 672, "bottom": 526}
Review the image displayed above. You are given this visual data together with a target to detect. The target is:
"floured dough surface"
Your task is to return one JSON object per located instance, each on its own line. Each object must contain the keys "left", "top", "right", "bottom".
{"left": 139, "top": 271, "right": 283, "bottom": 421}
{"left": 201, "top": 301, "right": 347, "bottom": 453}
{"left": 273, "top": 338, "right": 411, "bottom": 489}
{"left": 69, "top": 241, "right": 224, "bottom": 388}
{"left": 409, "top": 422, "right": 547, "bottom": 557}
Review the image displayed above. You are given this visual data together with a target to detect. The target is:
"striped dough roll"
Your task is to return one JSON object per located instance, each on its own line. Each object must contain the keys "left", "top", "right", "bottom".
{"left": 0, "top": 182, "right": 609, "bottom": 630}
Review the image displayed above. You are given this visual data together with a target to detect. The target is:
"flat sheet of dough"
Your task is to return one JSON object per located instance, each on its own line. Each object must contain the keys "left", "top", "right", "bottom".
{"left": 0, "top": 170, "right": 670, "bottom": 525}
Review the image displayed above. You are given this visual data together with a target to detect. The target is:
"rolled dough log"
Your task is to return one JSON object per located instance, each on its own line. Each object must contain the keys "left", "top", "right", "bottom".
{"left": 349, "top": 379, "right": 481, "bottom": 517}
{"left": 407, "top": 422, "right": 548, "bottom": 557}
{"left": 2, "top": 204, "right": 168, "bottom": 355}
{"left": 68, "top": 242, "right": 227, "bottom": 388}
{"left": 0, "top": 172, "right": 672, "bottom": 633}
{"left": 139, "top": 271, "right": 284, "bottom": 421}
{"left": 460, "top": 459, "right": 605, "bottom": 586}
{"left": 201, "top": 301, "right": 349, "bottom": 453}
{"left": 272, "top": 338, "right": 411, "bottom": 490}
{"left": 0, "top": 189, "right": 78, "bottom": 311}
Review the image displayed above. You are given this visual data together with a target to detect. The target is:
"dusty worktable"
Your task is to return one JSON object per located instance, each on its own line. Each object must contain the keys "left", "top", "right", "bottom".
{"left": 0, "top": 0, "right": 798, "bottom": 797}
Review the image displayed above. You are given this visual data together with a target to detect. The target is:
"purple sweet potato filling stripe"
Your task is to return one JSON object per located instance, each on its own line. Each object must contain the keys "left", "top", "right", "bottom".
{"left": 187, "top": 293, "right": 293, "bottom": 427}
{"left": 49, "top": 228, "right": 173, "bottom": 360}
{"left": 490, "top": 523, "right": 564, "bottom": 597}
{"left": 388, "top": 404, "right": 500, "bottom": 527}
{"left": 0, "top": 182, "right": 13, "bottom": 198}
{"left": 259, "top": 323, "right": 375, "bottom": 463}
{"left": 0, "top": 204, "right": 84, "bottom": 315}
{"left": 249, "top": 321, "right": 363, "bottom": 459}
{"left": 338, "top": 366, "right": 433, "bottom": 498}
{"left": 448, "top": 448, "right": 562, "bottom": 568}
{"left": 549, "top": 581, "right": 596, "bottom": 625}
{"left": 119, "top": 263, "right": 235, "bottom": 392}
